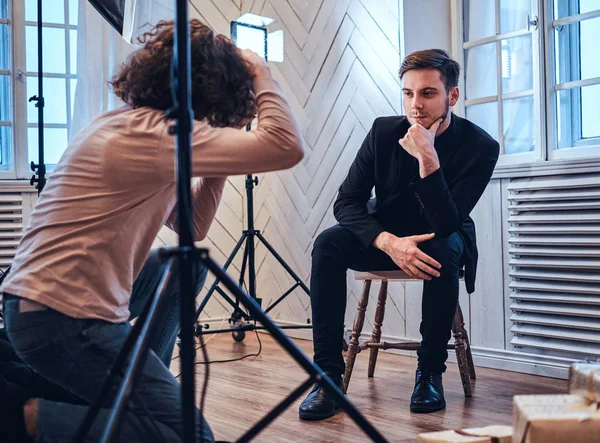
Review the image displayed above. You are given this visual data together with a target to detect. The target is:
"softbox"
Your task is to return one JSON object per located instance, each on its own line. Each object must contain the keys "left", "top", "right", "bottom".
{"left": 87, "top": 0, "right": 126, "bottom": 35}
{"left": 88, "top": 0, "right": 176, "bottom": 44}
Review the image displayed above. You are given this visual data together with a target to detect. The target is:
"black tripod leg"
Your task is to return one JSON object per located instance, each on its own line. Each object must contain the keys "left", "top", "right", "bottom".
{"left": 238, "top": 234, "right": 250, "bottom": 290}
{"left": 72, "top": 259, "right": 172, "bottom": 442}
{"left": 255, "top": 232, "right": 310, "bottom": 316}
{"left": 100, "top": 258, "right": 176, "bottom": 442}
{"left": 264, "top": 283, "right": 299, "bottom": 314}
{"left": 232, "top": 235, "right": 250, "bottom": 317}
{"left": 72, "top": 258, "right": 175, "bottom": 443}
{"left": 194, "top": 231, "right": 248, "bottom": 321}
{"left": 200, "top": 251, "right": 388, "bottom": 443}
{"left": 256, "top": 232, "right": 309, "bottom": 295}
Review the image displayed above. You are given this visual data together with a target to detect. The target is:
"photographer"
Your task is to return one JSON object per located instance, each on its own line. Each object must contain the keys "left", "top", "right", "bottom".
{"left": 1, "top": 20, "right": 303, "bottom": 443}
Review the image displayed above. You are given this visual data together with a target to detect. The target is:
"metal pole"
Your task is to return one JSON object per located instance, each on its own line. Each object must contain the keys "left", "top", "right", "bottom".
{"left": 29, "top": 0, "right": 46, "bottom": 194}
{"left": 172, "top": 0, "right": 196, "bottom": 440}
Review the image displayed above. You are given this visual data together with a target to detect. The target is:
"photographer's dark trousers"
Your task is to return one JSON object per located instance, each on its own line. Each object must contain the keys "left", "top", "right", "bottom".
{"left": 2, "top": 248, "right": 213, "bottom": 443}
{"left": 310, "top": 224, "right": 464, "bottom": 376}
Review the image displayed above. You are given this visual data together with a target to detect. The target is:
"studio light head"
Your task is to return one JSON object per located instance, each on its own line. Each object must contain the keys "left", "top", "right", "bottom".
{"left": 230, "top": 13, "right": 283, "bottom": 63}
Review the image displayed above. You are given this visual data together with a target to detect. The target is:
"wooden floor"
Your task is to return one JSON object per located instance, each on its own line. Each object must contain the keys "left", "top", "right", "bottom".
{"left": 171, "top": 333, "right": 567, "bottom": 443}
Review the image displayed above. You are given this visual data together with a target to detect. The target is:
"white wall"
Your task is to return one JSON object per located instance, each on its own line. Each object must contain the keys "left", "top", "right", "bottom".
{"left": 402, "top": 0, "right": 452, "bottom": 54}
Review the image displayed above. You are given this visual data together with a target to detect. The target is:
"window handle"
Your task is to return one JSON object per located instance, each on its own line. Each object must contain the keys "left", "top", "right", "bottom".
{"left": 527, "top": 14, "right": 538, "bottom": 31}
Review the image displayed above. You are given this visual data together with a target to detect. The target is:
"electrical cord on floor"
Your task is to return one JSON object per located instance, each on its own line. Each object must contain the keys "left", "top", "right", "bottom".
{"left": 171, "top": 318, "right": 227, "bottom": 363}
{"left": 174, "top": 324, "right": 263, "bottom": 378}
{"left": 193, "top": 328, "right": 262, "bottom": 366}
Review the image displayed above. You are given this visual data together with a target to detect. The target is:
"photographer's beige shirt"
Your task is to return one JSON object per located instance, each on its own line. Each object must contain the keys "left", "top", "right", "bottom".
{"left": 1, "top": 77, "right": 304, "bottom": 322}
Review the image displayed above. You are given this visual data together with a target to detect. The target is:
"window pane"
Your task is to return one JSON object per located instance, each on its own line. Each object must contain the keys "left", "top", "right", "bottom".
{"left": 69, "top": 29, "right": 77, "bottom": 74}
{"left": 501, "top": 34, "right": 533, "bottom": 94}
{"left": 70, "top": 78, "right": 77, "bottom": 122}
{"left": 500, "top": 0, "right": 530, "bottom": 34}
{"left": 69, "top": 0, "right": 78, "bottom": 25}
{"left": 26, "top": 26, "right": 66, "bottom": 74}
{"left": 466, "top": 102, "right": 499, "bottom": 142}
{"left": 554, "top": 16, "right": 600, "bottom": 84}
{"left": 554, "top": 0, "right": 600, "bottom": 19}
{"left": 503, "top": 96, "right": 534, "bottom": 154}
{"left": 557, "top": 84, "right": 600, "bottom": 148}
{"left": 582, "top": 84, "right": 600, "bottom": 139}
{"left": 465, "top": 43, "right": 497, "bottom": 100}
{"left": 25, "top": 0, "right": 65, "bottom": 24}
{"left": 0, "top": 74, "right": 9, "bottom": 121}
{"left": 463, "top": 0, "right": 496, "bottom": 41}
{"left": 0, "top": 24, "right": 8, "bottom": 70}
{"left": 28, "top": 127, "right": 68, "bottom": 165}
{"left": 27, "top": 77, "right": 68, "bottom": 124}
{"left": 0, "top": 126, "right": 11, "bottom": 167}
{"left": 0, "top": 0, "right": 7, "bottom": 19}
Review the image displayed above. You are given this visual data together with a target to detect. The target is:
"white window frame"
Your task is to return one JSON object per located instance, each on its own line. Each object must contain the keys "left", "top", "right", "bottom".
{"left": 2, "top": 0, "right": 27, "bottom": 180}
{"left": 545, "top": 6, "right": 600, "bottom": 161}
{"left": 3, "top": 0, "right": 77, "bottom": 181}
{"left": 453, "top": 0, "right": 544, "bottom": 169}
{"left": 453, "top": 0, "right": 600, "bottom": 174}
{"left": 0, "top": 9, "right": 11, "bottom": 171}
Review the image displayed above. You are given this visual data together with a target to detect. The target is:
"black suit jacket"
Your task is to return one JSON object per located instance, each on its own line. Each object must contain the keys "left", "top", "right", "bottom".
{"left": 333, "top": 113, "right": 499, "bottom": 293}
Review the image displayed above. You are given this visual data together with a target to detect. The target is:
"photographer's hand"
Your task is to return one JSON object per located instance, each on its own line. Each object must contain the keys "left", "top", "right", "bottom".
{"left": 241, "top": 49, "right": 271, "bottom": 79}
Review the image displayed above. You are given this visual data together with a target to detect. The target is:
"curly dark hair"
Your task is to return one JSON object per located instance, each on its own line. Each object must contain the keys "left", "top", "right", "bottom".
{"left": 110, "top": 20, "right": 256, "bottom": 128}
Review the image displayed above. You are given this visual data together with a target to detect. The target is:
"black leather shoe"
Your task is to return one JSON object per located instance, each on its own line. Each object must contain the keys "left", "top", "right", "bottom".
{"left": 298, "top": 374, "right": 343, "bottom": 421}
{"left": 410, "top": 368, "right": 446, "bottom": 413}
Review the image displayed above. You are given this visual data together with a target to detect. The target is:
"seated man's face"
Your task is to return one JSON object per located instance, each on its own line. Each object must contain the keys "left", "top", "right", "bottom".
{"left": 402, "top": 69, "right": 458, "bottom": 130}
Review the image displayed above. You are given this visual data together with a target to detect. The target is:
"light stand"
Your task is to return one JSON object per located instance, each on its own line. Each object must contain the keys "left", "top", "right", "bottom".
{"left": 73, "top": 2, "right": 388, "bottom": 441}
{"left": 29, "top": 0, "right": 47, "bottom": 195}
{"left": 194, "top": 170, "right": 312, "bottom": 342}
{"left": 194, "top": 20, "right": 311, "bottom": 343}
{"left": 0, "top": 0, "right": 47, "bottom": 306}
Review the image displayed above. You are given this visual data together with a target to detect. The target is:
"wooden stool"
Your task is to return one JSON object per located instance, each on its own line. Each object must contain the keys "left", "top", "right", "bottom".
{"left": 343, "top": 270, "right": 476, "bottom": 397}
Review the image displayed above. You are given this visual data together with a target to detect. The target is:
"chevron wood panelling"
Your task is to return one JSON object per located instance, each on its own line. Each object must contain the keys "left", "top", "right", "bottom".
{"left": 154, "top": 0, "right": 472, "bottom": 347}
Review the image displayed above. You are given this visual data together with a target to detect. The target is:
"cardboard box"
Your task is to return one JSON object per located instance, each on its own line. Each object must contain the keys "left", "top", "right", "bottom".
{"left": 569, "top": 362, "right": 600, "bottom": 403}
{"left": 417, "top": 425, "right": 512, "bottom": 443}
{"left": 513, "top": 394, "right": 600, "bottom": 443}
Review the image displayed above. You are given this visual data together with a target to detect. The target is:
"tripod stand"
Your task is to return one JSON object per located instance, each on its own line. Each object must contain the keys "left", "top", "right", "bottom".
{"left": 194, "top": 169, "right": 312, "bottom": 341}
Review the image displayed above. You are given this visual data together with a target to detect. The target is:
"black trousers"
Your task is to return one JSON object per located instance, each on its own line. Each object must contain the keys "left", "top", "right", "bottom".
{"left": 310, "top": 224, "right": 465, "bottom": 376}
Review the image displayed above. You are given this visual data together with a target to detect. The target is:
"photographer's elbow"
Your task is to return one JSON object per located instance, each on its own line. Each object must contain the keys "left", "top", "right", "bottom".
{"left": 283, "top": 139, "right": 304, "bottom": 169}
{"left": 291, "top": 143, "right": 305, "bottom": 165}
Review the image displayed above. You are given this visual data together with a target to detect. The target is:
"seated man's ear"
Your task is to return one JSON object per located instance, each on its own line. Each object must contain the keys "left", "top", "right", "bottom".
{"left": 449, "top": 87, "right": 459, "bottom": 107}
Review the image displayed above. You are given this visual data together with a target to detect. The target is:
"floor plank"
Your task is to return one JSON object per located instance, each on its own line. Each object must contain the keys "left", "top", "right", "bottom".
{"left": 171, "top": 333, "right": 567, "bottom": 442}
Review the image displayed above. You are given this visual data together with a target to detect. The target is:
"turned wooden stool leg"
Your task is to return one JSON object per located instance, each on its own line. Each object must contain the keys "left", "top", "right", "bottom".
{"left": 454, "top": 302, "right": 476, "bottom": 379}
{"left": 368, "top": 280, "right": 388, "bottom": 378}
{"left": 464, "top": 323, "right": 476, "bottom": 380}
{"left": 343, "top": 280, "right": 371, "bottom": 394}
{"left": 452, "top": 303, "right": 472, "bottom": 397}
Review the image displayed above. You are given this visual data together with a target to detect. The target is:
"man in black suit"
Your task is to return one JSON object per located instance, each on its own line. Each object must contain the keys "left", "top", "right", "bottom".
{"left": 299, "top": 49, "right": 499, "bottom": 420}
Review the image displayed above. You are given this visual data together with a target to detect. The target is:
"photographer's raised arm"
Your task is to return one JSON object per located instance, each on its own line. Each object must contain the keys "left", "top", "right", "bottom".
{"left": 164, "top": 176, "right": 226, "bottom": 240}
{"left": 157, "top": 73, "right": 304, "bottom": 180}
